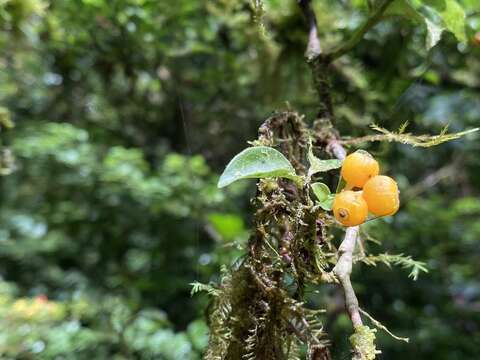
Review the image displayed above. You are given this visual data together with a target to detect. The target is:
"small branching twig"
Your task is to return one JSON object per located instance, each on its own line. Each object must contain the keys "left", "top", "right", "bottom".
{"left": 359, "top": 308, "right": 409, "bottom": 343}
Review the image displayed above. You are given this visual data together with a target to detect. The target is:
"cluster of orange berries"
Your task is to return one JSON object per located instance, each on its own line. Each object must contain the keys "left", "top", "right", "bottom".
{"left": 333, "top": 151, "right": 399, "bottom": 227}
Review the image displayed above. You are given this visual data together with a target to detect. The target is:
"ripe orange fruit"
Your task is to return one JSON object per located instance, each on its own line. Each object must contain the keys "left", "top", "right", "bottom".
{"left": 362, "top": 175, "right": 399, "bottom": 217}
{"left": 341, "top": 151, "right": 379, "bottom": 189}
{"left": 333, "top": 190, "right": 368, "bottom": 227}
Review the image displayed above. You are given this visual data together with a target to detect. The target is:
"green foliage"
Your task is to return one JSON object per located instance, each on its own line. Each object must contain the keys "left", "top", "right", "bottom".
{"left": 311, "top": 182, "right": 335, "bottom": 211}
{"left": 387, "top": 0, "right": 467, "bottom": 49}
{"left": 0, "top": 0, "right": 478, "bottom": 358}
{"left": 359, "top": 253, "right": 428, "bottom": 280}
{"left": 342, "top": 123, "right": 478, "bottom": 147}
{"left": 218, "top": 146, "right": 301, "bottom": 188}
{"left": 0, "top": 280, "right": 206, "bottom": 359}
{"left": 207, "top": 213, "right": 246, "bottom": 242}
{"left": 307, "top": 142, "right": 343, "bottom": 178}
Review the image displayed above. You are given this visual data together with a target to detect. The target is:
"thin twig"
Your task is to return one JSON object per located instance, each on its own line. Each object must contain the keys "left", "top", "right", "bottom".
{"left": 359, "top": 308, "right": 409, "bottom": 342}
{"left": 327, "top": 134, "right": 363, "bottom": 330}
{"left": 328, "top": 0, "right": 395, "bottom": 61}
{"left": 332, "top": 227, "right": 363, "bottom": 328}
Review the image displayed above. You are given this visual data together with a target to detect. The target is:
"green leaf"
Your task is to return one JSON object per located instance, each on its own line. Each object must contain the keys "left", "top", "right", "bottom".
{"left": 387, "top": 0, "right": 424, "bottom": 23}
{"left": 387, "top": 0, "right": 467, "bottom": 48}
{"left": 311, "top": 183, "right": 335, "bottom": 210}
{"left": 308, "top": 143, "right": 342, "bottom": 177}
{"left": 207, "top": 213, "right": 245, "bottom": 241}
{"left": 425, "top": 0, "right": 467, "bottom": 43}
{"left": 318, "top": 194, "right": 335, "bottom": 211}
{"left": 217, "top": 146, "right": 300, "bottom": 188}
{"left": 311, "top": 182, "right": 330, "bottom": 201}
{"left": 387, "top": 0, "right": 443, "bottom": 49}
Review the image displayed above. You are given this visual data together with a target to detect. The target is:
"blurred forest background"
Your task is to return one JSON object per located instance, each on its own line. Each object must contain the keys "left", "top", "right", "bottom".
{"left": 0, "top": 0, "right": 479, "bottom": 359}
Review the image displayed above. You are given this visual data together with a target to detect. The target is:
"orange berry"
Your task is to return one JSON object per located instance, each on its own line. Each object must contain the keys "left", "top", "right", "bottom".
{"left": 333, "top": 190, "right": 368, "bottom": 227}
{"left": 362, "top": 175, "right": 399, "bottom": 217}
{"left": 341, "top": 151, "right": 379, "bottom": 189}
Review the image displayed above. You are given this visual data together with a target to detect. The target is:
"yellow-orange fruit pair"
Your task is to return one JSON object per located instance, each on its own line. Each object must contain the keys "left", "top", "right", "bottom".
{"left": 341, "top": 151, "right": 379, "bottom": 188}
{"left": 332, "top": 190, "right": 368, "bottom": 227}
{"left": 333, "top": 176, "right": 400, "bottom": 226}
{"left": 363, "top": 175, "right": 400, "bottom": 216}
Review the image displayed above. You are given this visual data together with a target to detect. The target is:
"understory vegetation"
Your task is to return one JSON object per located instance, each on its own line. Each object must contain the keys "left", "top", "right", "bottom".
{"left": 0, "top": 0, "right": 479, "bottom": 359}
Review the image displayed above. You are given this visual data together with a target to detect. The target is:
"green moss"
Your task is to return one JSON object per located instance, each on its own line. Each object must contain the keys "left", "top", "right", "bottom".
{"left": 350, "top": 325, "right": 380, "bottom": 360}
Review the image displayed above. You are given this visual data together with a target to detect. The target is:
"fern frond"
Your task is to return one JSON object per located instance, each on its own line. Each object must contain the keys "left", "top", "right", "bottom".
{"left": 359, "top": 253, "right": 428, "bottom": 280}
{"left": 341, "top": 124, "right": 478, "bottom": 147}
{"left": 250, "top": 0, "right": 267, "bottom": 36}
{"left": 190, "top": 281, "right": 220, "bottom": 296}
{"left": 397, "top": 121, "right": 409, "bottom": 134}
{"left": 284, "top": 336, "right": 302, "bottom": 360}
{"left": 243, "top": 325, "right": 259, "bottom": 360}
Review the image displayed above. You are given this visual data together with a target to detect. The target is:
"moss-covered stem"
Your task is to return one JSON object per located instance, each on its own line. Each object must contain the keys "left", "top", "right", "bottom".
{"left": 298, "top": 0, "right": 364, "bottom": 340}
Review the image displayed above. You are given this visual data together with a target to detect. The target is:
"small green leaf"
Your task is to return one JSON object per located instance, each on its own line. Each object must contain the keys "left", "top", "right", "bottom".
{"left": 218, "top": 146, "right": 300, "bottom": 188}
{"left": 311, "top": 182, "right": 335, "bottom": 210}
{"left": 311, "top": 182, "right": 331, "bottom": 201}
{"left": 308, "top": 142, "right": 342, "bottom": 177}
{"left": 318, "top": 194, "right": 335, "bottom": 211}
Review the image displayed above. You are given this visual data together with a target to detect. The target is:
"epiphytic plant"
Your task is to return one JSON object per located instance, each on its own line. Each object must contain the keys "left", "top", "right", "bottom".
{"left": 193, "top": 1, "right": 479, "bottom": 359}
